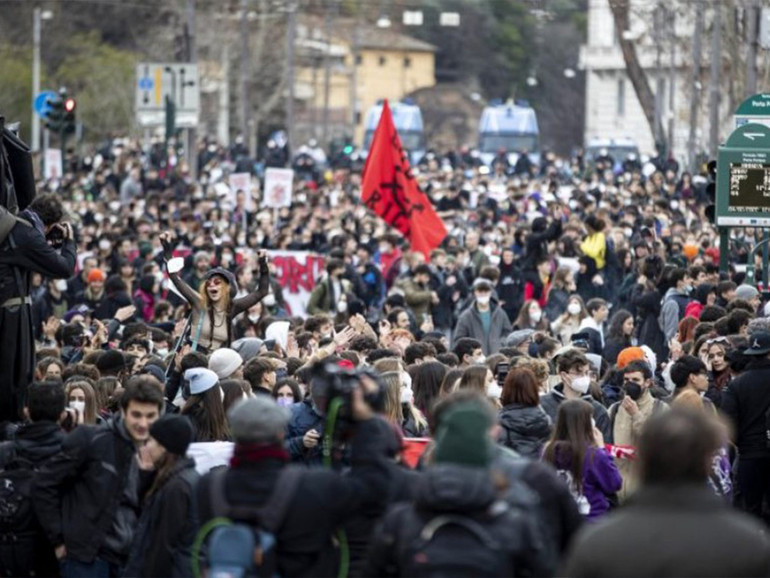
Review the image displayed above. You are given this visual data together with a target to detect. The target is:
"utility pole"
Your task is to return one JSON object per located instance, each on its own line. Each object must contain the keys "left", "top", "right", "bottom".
{"left": 32, "top": 7, "right": 41, "bottom": 152}
{"left": 708, "top": 0, "right": 721, "bottom": 158}
{"left": 747, "top": 0, "right": 760, "bottom": 96}
{"left": 240, "top": 0, "right": 250, "bottom": 153}
{"left": 285, "top": 1, "right": 297, "bottom": 153}
{"left": 667, "top": 6, "right": 676, "bottom": 159}
{"left": 186, "top": 0, "right": 198, "bottom": 178}
{"left": 350, "top": 7, "right": 361, "bottom": 142}
{"left": 321, "top": 0, "right": 339, "bottom": 148}
{"left": 688, "top": 0, "right": 704, "bottom": 173}
{"left": 218, "top": 44, "right": 230, "bottom": 146}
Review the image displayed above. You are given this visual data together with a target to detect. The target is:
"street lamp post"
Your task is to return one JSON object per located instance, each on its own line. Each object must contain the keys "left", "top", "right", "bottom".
{"left": 31, "top": 8, "right": 52, "bottom": 152}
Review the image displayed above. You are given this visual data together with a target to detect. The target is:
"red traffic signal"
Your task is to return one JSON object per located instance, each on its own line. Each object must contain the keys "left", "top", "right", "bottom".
{"left": 64, "top": 98, "right": 76, "bottom": 113}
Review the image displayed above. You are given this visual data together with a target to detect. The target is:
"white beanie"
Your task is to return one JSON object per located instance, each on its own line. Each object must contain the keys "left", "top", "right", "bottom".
{"left": 208, "top": 348, "right": 244, "bottom": 379}
{"left": 265, "top": 321, "right": 290, "bottom": 351}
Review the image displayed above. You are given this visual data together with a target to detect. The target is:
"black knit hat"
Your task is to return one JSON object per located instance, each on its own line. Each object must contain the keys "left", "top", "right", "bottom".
{"left": 150, "top": 414, "right": 194, "bottom": 456}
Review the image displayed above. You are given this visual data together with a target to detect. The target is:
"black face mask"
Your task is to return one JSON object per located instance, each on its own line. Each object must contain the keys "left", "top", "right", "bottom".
{"left": 623, "top": 380, "right": 643, "bottom": 401}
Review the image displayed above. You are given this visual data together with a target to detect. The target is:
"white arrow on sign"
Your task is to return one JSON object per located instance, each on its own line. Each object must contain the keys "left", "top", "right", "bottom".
{"left": 744, "top": 132, "right": 767, "bottom": 140}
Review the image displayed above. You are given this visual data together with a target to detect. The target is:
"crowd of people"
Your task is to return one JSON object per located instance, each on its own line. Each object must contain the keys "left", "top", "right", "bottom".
{"left": 2, "top": 132, "right": 770, "bottom": 577}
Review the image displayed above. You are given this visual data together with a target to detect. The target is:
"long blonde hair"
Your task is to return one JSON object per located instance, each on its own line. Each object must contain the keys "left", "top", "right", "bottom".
{"left": 65, "top": 380, "right": 98, "bottom": 424}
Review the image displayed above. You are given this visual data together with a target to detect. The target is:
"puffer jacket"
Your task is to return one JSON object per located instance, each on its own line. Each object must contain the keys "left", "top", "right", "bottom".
{"left": 498, "top": 404, "right": 552, "bottom": 458}
{"left": 365, "top": 464, "right": 550, "bottom": 577}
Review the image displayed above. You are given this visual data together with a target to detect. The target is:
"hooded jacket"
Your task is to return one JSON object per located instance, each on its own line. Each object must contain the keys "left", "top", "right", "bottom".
{"left": 658, "top": 287, "right": 691, "bottom": 342}
{"left": 540, "top": 384, "right": 612, "bottom": 441}
{"left": 365, "top": 464, "right": 549, "bottom": 577}
{"left": 453, "top": 300, "right": 513, "bottom": 356}
{"left": 498, "top": 404, "right": 552, "bottom": 458}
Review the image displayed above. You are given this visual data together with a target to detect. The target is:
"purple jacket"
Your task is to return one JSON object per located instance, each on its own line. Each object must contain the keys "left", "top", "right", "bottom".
{"left": 549, "top": 445, "right": 622, "bottom": 520}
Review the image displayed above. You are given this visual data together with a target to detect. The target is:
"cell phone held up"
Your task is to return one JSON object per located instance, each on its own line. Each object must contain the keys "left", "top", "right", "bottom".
{"left": 496, "top": 362, "right": 510, "bottom": 387}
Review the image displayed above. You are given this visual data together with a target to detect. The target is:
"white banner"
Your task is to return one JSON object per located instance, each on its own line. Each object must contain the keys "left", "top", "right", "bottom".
{"left": 267, "top": 250, "right": 326, "bottom": 318}
{"left": 44, "top": 148, "right": 63, "bottom": 181}
{"left": 263, "top": 168, "right": 294, "bottom": 208}
{"left": 228, "top": 172, "right": 253, "bottom": 211}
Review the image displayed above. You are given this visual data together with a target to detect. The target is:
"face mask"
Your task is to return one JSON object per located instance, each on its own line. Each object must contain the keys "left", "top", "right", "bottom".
{"left": 54, "top": 279, "right": 68, "bottom": 292}
{"left": 530, "top": 310, "right": 542, "bottom": 323}
{"left": 624, "top": 380, "right": 643, "bottom": 401}
{"left": 263, "top": 294, "right": 276, "bottom": 307}
{"left": 568, "top": 375, "right": 591, "bottom": 394}
{"left": 69, "top": 400, "right": 85, "bottom": 413}
{"left": 156, "top": 348, "right": 169, "bottom": 357}
{"left": 476, "top": 294, "right": 491, "bottom": 305}
{"left": 98, "top": 239, "right": 111, "bottom": 251}
{"left": 277, "top": 397, "right": 294, "bottom": 408}
{"left": 567, "top": 302, "right": 581, "bottom": 316}
{"left": 685, "top": 285, "right": 693, "bottom": 294}
{"left": 401, "top": 372, "right": 412, "bottom": 390}
{"left": 337, "top": 301, "right": 348, "bottom": 313}
{"left": 248, "top": 314, "right": 260, "bottom": 323}
{"left": 400, "top": 386, "right": 414, "bottom": 404}
{"left": 154, "top": 272, "right": 164, "bottom": 285}
{"left": 486, "top": 382, "right": 503, "bottom": 399}
{"left": 475, "top": 355, "right": 487, "bottom": 365}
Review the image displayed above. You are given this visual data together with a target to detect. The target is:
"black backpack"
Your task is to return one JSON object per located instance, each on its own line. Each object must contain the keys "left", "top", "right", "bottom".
{"left": 0, "top": 451, "right": 39, "bottom": 577}
{"left": 194, "top": 466, "right": 303, "bottom": 578}
{"left": 393, "top": 501, "right": 522, "bottom": 578}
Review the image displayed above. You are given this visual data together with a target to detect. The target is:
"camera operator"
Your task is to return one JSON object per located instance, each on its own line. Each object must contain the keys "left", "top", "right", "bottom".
{"left": 0, "top": 194, "right": 76, "bottom": 422}
{"left": 196, "top": 371, "right": 395, "bottom": 577}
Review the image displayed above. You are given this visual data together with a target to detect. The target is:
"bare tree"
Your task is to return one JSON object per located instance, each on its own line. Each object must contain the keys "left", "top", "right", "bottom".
{"left": 608, "top": 0, "right": 666, "bottom": 149}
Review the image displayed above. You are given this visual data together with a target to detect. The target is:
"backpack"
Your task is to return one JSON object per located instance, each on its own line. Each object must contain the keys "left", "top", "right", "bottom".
{"left": 393, "top": 500, "right": 521, "bottom": 578}
{"left": 0, "top": 451, "right": 39, "bottom": 577}
{"left": 195, "top": 466, "right": 303, "bottom": 578}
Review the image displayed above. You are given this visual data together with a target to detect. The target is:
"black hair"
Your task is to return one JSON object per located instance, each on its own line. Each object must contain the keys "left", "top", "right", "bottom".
{"left": 180, "top": 351, "right": 209, "bottom": 372}
{"left": 405, "top": 342, "right": 437, "bottom": 365}
{"left": 27, "top": 381, "right": 66, "bottom": 422}
{"left": 623, "top": 359, "right": 653, "bottom": 380}
{"left": 453, "top": 338, "right": 482, "bottom": 362}
{"left": 366, "top": 348, "right": 400, "bottom": 364}
{"left": 29, "top": 194, "right": 65, "bottom": 227}
{"left": 120, "top": 375, "right": 164, "bottom": 410}
{"left": 670, "top": 355, "right": 707, "bottom": 389}
{"left": 699, "top": 305, "right": 727, "bottom": 323}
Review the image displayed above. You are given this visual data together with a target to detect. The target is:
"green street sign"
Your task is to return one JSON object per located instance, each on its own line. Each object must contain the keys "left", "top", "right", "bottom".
{"left": 716, "top": 123, "right": 770, "bottom": 228}
{"left": 735, "top": 93, "right": 770, "bottom": 129}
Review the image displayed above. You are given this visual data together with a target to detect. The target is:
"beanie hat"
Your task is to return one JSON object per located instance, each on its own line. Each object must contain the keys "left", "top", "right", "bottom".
{"left": 88, "top": 269, "right": 106, "bottom": 283}
{"left": 150, "top": 414, "right": 194, "bottom": 456}
{"left": 265, "top": 321, "right": 290, "bottom": 351}
{"left": 203, "top": 267, "right": 238, "bottom": 298}
{"left": 185, "top": 367, "right": 219, "bottom": 395}
{"left": 232, "top": 338, "right": 264, "bottom": 363}
{"left": 209, "top": 348, "right": 244, "bottom": 379}
{"left": 433, "top": 402, "right": 493, "bottom": 468}
{"left": 505, "top": 328, "right": 535, "bottom": 348}
{"left": 617, "top": 346, "right": 645, "bottom": 369}
{"left": 228, "top": 396, "right": 290, "bottom": 444}
{"left": 735, "top": 284, "right": 760, "bottom": 301}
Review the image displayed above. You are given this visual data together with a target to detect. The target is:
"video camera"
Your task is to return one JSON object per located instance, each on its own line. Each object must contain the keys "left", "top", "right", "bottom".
{"left": 309, "top": 360, "right": 385, "bottom": 441}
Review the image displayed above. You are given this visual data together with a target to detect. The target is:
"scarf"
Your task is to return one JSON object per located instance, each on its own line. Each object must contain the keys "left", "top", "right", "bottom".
{"left": 230, "top": 443, "right": 289, "bottom": 468}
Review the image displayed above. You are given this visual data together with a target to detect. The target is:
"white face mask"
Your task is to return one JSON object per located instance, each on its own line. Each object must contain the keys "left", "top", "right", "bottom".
{"left": 476, "top": 294, "right": 491, "bottom": 306}
{"left": 54, "top": 279, "right": 69, "bottom": 292}
{"left": 400, "top": 385, "right": 414, "bottom": 404}
{"left": 486, "top": 382, "right": 503, "bottom": 399}
{"left": 98, "top": 239, "right": 111, "bottom": 251}
{"left": 568, "top": 375, "right": 591, "bottom": 395}
{"left": 248, "top": 314, "right": 260, "bottom": 323}
{"left": 263, "top": 293, "right": 276, "bottom": 307}
{"left": 69, "top": 400, "right": 85, "bottom": 413}
{"left": 337, "top": 301, "right": 348, "bottom": 313}
{"left": 530, "top": 310, "right": 542, "bottom": 323}
{"left": 475, "top": 355, "right": 487, "bottom": 365}
{"left": 567, "top": 302, "right": 581, "bottom": 316}
{"left": 154, "top": 272, "right": 164, "bottom": 285}
{"left": 156, "top": 348, "right": 169, "bottom": 357}
{"left": 401, "top": 372, "right": 412, "bottom": 390}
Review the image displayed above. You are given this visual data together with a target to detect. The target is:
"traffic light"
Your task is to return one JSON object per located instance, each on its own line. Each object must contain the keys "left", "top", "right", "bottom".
{"left": 45, "top": 94, "right": 64, "bottom": 133}
{"left": 63, "top": 97, "right": 76, "bottom": 134}
{"left": 705, "top": 159, "right": 717, "bottom": 224}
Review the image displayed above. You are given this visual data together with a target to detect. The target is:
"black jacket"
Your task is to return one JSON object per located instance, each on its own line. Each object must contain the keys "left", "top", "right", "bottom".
{"left": 561, "top": 485, "right": 770, "bottom": 577}
{"left": 124, "top": 458, "right": 199, "bottom": 578}
{"left": 721, "top": 358, "right": 770, "bottom": 459}
{"left": 602, "top": 336, "right": 632, "bottom": 366}
{"left": 197, "top": 418, "right": 393, "bottom": 578}
{"left": 33, "top": 418, "right": 141, "bottom": 564}
{"left": 498, "top": 404, "right": 552, "bottom": 458}
{"left": 365, "top": 463, "right": 549, "bottom": 577}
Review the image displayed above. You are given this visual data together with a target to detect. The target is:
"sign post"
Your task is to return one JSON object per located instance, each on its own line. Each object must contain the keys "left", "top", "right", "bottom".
{"left": 716, "top": 122, "right": 770, "bottom": 286}
{"left": 135, "top": 63, "right": 199, "bottom": 128}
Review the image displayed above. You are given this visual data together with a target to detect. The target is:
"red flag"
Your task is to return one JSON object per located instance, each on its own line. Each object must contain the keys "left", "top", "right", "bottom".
{"left": 361, "top": 100, "right": 447, "bottom": 258}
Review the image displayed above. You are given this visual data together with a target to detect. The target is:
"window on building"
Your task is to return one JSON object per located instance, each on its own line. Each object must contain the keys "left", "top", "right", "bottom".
{"left": 617, "top": 78, "right": 625, "bottom": 116}
{"left": 355, "top": 54, "right": 362, "bottom": 66}
{"left": 404, "top": 57, "right": 411, "bottom": 68}
{"left": 378, "top": 55, "right": 386, "bottom": 66}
